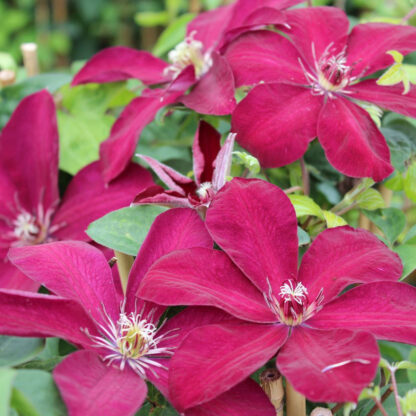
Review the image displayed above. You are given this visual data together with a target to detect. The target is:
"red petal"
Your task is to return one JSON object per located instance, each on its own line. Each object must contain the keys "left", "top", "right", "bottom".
{"left": 350, "top": 79, "right": 416, "bottom": 118}
{"left": 231, "top": 83, "right": 322, "bottom": 168}
{"left": 298, "top": 226, "right": 403, "bottom": 304}
{"left": 192, "top": 121, "right": 221, "bottom": 186}
{"left": 317, "top": 97, "right": 393, "bottom": 181}
{"left": 309, "top": 282, "right": 416, "bottom": 344}
{"left": 133, "top": 185, "right": 191, "bottom": 208}
{"left": 0, "top": 256, "right": 39, "bottom": 291}
{"left": 9, "top": 241, "right": 119, "bottom": 325}
{"left": 206, "top": 178, "right": 298, "bottom": 294}
{"left": 139, "top": 247, "right": 275, "bottom": 323}
{"left": 72, "top": 46, "right": 169, "bottom": 86}
{"left": 54, "top": 351, "right": 147, "bottom": 416}
{"left": 0, "top": 289, "right": 97, "bottom": 347}
{"left": 181, "top": 53, "right": 236, "bottom": 115}
{"left": 0, "top": 90, "right": 59, "bottom": 213}
{"left": 186, "top": 378, "right": 275, "bottom": 416}
{"left": 277, "top": 327, "right": 379, "bottom": 403}
{"left": 52, "top": 162, "right": 154, "bottom": 241}
{"left": 126, "top": 208, "right": 213, "bottom": 310}
{"left": 347, "top": 23, "right": 416, "bottom": 77}
{"left": 225, "top": 31, "right": 305, "bottom": 87}
{"left": 169, "top": 322, "right": 288, "bottom": 410}
{"left": 284, "top": 7, "right": 349, "bottom": 67}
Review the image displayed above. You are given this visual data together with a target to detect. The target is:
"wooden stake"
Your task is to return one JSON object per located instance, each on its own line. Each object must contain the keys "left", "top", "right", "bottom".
{"left": 0, "top": 70, "right": 16, "bottom": 87}
{"left": 114, "top": 250, "right": 134, "bottom": 293}
{"left": 286, "top": 380, "right": 306, "bottom": 416}
{"left": 260, "top": 369, "right": 284, "bottom": 416}
{"left": 20, "top": 43, "right": 39, "bottom": 77}
{"left": 189, "top": 0, "right": 201, "bottom": 13}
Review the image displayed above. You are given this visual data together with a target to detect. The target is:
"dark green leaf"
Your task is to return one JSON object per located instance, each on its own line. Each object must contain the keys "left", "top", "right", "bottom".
{"left": 0, "top": 337, "right": 45, "bottom": 367}
{"left": 363, "top": 208, "right": 406, "bottom": 244}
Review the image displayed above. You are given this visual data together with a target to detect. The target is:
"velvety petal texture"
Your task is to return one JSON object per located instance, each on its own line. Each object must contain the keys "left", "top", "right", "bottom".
{"left": 277, "top": 327, "right": 379, "bottom": 403}
{"left": 72, "top": 46, "right": 169, "bottom": 85}
{"left": 317, "top": 97, "right": 393, "bottom": 181}
{"left": 206, "top": 178, "right": 298, "bottom": 293}
{"left": 231, "top": 83, "right": 322, "bottom": 167}
{"left": 169, "top": 322, "right": 288, "bottom": 411}
{"left": 298, "top": 226, "right": 403, "bottom": 304}
{"left": 54, "top": 351, "right": 147, "bottom": 416}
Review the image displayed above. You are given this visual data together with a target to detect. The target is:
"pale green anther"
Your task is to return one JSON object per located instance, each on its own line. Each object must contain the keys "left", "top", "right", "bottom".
{"left": 377, "top": 50, "right": 411, "bottom": 95}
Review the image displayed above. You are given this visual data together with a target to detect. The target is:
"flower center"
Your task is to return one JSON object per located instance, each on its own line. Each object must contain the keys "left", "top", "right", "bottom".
{"left": 300, "top": 43, "right": 356, "bottom": 98}
{"left": 84, "top": 305, "right": 177, "bottom": 378}
{"left": 196, "top": 182, "right": 214, "bottom": 202}
{"left": 164, "top": 32, "right": 213, "bottom": 80}
{"left": 13, "top": 212, "right": 40, "bottom": 242}
{"left": 264, "top": 279, "right": 324, "bottom": 326}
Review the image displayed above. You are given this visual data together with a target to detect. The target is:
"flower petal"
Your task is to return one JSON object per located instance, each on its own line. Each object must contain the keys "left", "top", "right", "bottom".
{"left": 169, "top": 321, "right": 288, "bottom": 410}
{"left": 54, "top": 350, "right": 147, "bottom": 416}
{"left": 181, "top": 53, "right": 236, "bottom": 115}
{"left": 308, "top": 282, "right": 416, "bottom": 344}
{"left": 51, "top": 162, "right": 154, "bottom": 241}
{"left": 350, "top": 79, "right": 416, "bottom": 118}
{"left": 139, "top": 247, "right": 275, "bottom": 323}
{"left": 0, "top": 289, "right": 97, "bottom": 347}
{"left": 211, "top": 132, "right": 235, "bottom": 192}
{"left": 8, "top": 241, "right": 119, "bottom": 325}
{"left": 133, "top": 185, "right": 191, "bottom": 208}
{"left": 298, "top": 226, "right": 403, "bottom": 304}
{"left": 317, "top": 97, "right": 393, "bottom": 181}
{"left": 224, "top": 30, "right": 305, "bottom": 87}
{"left": 346, "top": 23, "right": 416, "bottom": 77}
{"left": 284, "top": 7, "right": 349, "bottom": 67}
{"left": 0, "top": 90, "right": 59, "bottom": 213}
{"left": 72, "top": 46, "right": 169, "bottom": 86}
{"left": 192, "top": 121, "right": 221, "bottom": 186}
{"left": 231, "top": 83, "right": 322, "bottom": 168}
{"left": 205, "top": 178, "right": 298, "bottom": 293}
{"left": 0, "top": 259, "right": 39, "bottom": 291}
{"left": 186, "top": 378, "right": 275, "bottom": 416}
{"left": 126, "top": 208, "right": 213, "bottom": 310}
{"left": 277, "top": 327, "right": 379, "bottom": 403}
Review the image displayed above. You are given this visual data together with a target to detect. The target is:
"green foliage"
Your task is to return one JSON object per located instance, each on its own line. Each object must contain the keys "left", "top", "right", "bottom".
{"left": 0, "top": 368, "right": 16, "bottom": 416}
{"left": 0, "top": 337, "right": 44, "bottom": 367}
{"left": 364, "top": 208, "right": 406, "bottom": 245}
{"left": 87, "top": 205, "right": 168, "bottom": 255}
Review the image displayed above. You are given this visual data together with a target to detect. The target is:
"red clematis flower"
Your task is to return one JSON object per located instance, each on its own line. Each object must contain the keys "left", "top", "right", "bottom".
{"left": 226, "top": 7, "right": 416, "bottom": 181}
{"left": 71, "top": 0, "right": 302, "bottom": 183}
{"left": 0, "top": 90, "right": 154, "bottom": 291}
{"left": 134, "top": 121, "right": 235, "bottom": 215}
{"left": 0, "top": 208, "right": 274, "bottom": 416}
{"left": 138, "top": 178, "right": 416, "bottom": 410}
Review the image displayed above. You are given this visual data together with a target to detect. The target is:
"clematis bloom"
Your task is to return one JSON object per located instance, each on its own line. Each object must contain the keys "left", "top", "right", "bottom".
{"left": 226, "top": 7, "right": 416, "bottom": 181}
{"left": 134, "top": 120, "right": 235, "bottom": 215}
{"left": 0, "top": 90, "right": 153, "bottom": 291}
{"left": 71, "top": 0, "right": 302, "bottom": 183}
{"left": 0, "top": 208, "right": 274, "bottom": 416}
{"left": 138, "top": 178, "right": 416, "bottom": 409}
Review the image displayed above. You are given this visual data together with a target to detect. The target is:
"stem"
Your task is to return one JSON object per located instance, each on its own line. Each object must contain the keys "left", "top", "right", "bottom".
{"left": 401, "top": 6, "right": 416, "bottom": 24}
{"left": 334, "top": 201, "right": 358, "bottom": 217}
{"left": 372, "top": 398, "right": 389, "bottom": 416}
{"left": 285, "top": 380, "right": 306, "bottom": 416}
{"left": 189, "top": 0, "right": 201, "bottom": 13}
{"left": 330, "top": 403, "right": 343, "bottom": 414}
{"left": 114, "top": 251, "right": 134, "bottom": 294}
{"left": 391, "top": 369, "right": 404, "bottom": 416}
{"left": 260, "top": 369, "right": 284, "bottom": 416}
{"left": 368, "top": 388, "right": 393, "bottom": 416}
{"left": 306, "top": 0, "right": 312, "bottom": 6}
{"left": 300, "top": 157, "right": 310, "bottom": 196}
{"left": 284, "top": 186, "right": 302, "bottom": 194}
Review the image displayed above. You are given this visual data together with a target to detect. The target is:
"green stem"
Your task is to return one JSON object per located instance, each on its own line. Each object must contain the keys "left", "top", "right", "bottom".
{"left": 391, "top": 370, "right": 404, "bottom": 416}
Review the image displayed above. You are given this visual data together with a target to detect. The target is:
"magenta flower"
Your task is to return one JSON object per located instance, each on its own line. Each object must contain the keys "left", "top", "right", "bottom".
{"left": 0, "top": 90, "right": 154, "bottom": 291}
{"left": 138, "top": 178, "right": 416, "bottom": 409}
{"left": 70, "top": 0, "right": 302, "bottom": 183}
{"left": 134, "top": 121, "right": 235, "bottom": 214}
{"left": 226, "top": 7, "right": 416, "bottom": 181}
{"left": 0, "top": 208, "right": 274, "bottom": 415}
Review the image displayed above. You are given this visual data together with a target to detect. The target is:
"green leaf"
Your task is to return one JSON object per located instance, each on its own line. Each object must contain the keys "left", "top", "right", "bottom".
{"left": 0, "top": 337, "right": 44, "bottom": 367}
{"left": 11, "top": 370, "right": 65, "bottom": 416}
{"left": 394, "top": 244, "right": 416, "bottom": 279}
{"left": 322, "top": 210, "right": 347, "bottom": 228}
{"left": 377, "top": 50, "right": 410, "bottom": 94}
{"left": 289, "top": 195, "right": 324, "bottom": 219}
{"left": 408, "top": 348, "right": 416, "bottom": 384}
{"left": 233, "top": 151, "right": 260, "bottom": 175}
{"left": 297, "top": 227, "right": 311, "bottom": 246}
{"left": 403, "top": 225, "right": 416, "bottom": 245}
{"left": 355, "top": 188, "right": 385, "bottom": 210}
{"left": 152, "top": 13, "right": 195, "bottom": 57}
{"left": 0, "top": 52, "right": 17, "bottom": 70}
{"left": 384, "top": 172, "right": 404, "bottom": 191}
{"left": 87, "top": 205, "right": 168, "bottom": 255}
{"left": 0, "top": 368, "right": 16, "bottom": 416}
{"left": 135, "top": 11, "right": 169, "bottom": 27}
{"left": 404, "top": 161, "right": 416, "bottom": 202}
{"left": 363, "top": 208, "right": 406, "bottom": 244}
{"left": 382, "top": 127, "right": 414, "bottom": 171}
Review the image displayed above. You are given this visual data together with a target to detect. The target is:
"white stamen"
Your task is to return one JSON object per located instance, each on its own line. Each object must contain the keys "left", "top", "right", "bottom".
{"left": 83, "top": 302, "right": 178, "bottom": 379}
{"left": 196, "top": 182, "right": 213, "bottom": 199}
{"left": 13, "top": 212, "right": 39, "bottom": 241}
{"left": 321, "top": 358, "right": 371, "bottom": 373}
{"left": 279, "top": 280, "right": 308, "bottom": 304}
